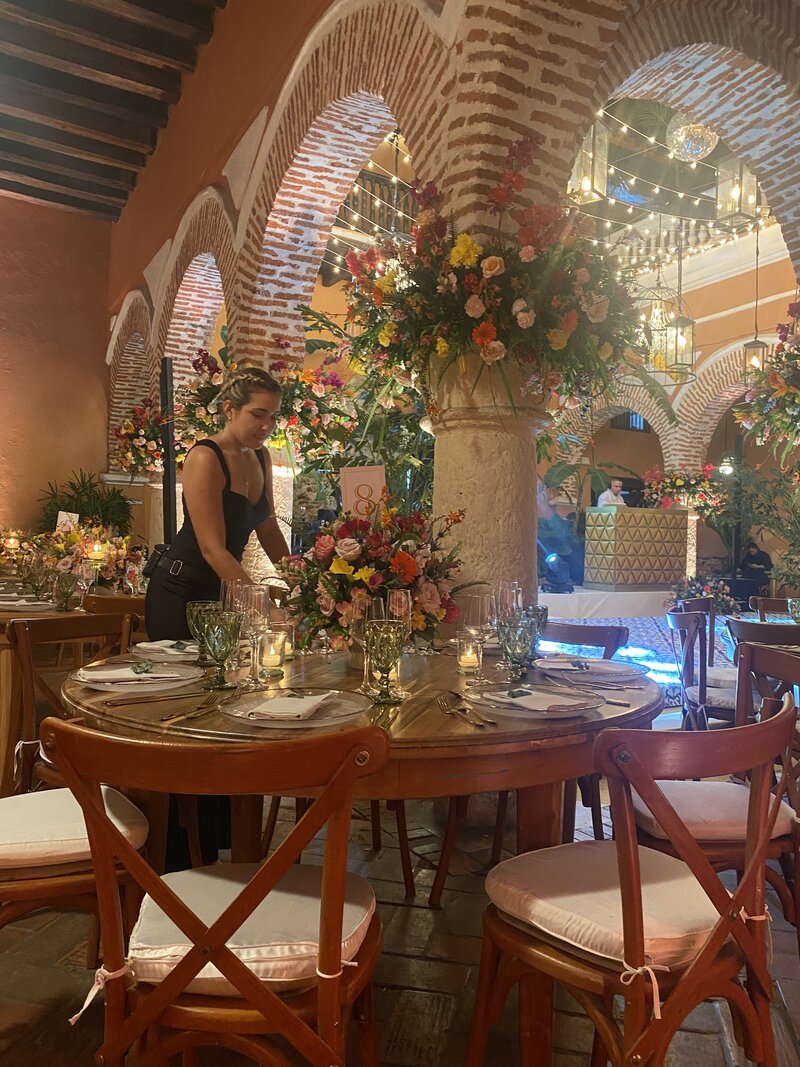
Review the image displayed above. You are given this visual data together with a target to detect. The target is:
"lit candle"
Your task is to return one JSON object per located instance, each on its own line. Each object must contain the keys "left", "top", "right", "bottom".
{"left": 88, "top": 541, "right": 105, "bottom": 561}
{"left": 458, "top": 652, "right": 479, "bottom": 669}
{"left": 4, "top": 537, "right": 19, "bottom": 552}
{"left": 260, "top": 631, "right": 286, "bottom": 669}
{"left": 456, "top": 631, "right": 481, "bottom": 675}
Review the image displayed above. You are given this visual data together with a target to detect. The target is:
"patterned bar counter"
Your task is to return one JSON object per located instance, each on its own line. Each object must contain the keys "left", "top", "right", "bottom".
{"left": 583, "top": 506, "right": 688, "bottom": 591}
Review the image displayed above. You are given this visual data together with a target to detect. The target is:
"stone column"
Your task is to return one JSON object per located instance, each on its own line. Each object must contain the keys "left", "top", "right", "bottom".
{"left": 431, "top": 357, "right": 548, "bottom": 604}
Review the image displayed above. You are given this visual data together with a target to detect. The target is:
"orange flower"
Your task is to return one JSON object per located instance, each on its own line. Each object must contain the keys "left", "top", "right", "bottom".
{"left": 389, "top": 550, "right": 417, "bottom": 583}
{"left": 471, "top": 320, "right": 497, "bottom": 347}
{"left": 561, "top": 309, "right": 579, "bottom": 335}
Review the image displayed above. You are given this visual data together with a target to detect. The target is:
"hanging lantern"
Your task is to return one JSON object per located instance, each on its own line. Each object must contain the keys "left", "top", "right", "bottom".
{"left": 665, "top": 313, "right": 696, "bottom": 381}
{"left": 718, "top": 455, "right": 735, "bottom": 476}
{"left": 716, "top": 157, "right": 760, "bottom": 226}
{"left": 567, "top": 121, "right": 609, "bottom": 205}
{"left": 743, "top": 337, "right": 769, "bottom": 373}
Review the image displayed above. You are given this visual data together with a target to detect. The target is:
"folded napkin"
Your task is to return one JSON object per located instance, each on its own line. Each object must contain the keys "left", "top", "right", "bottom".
{"left": 483, "top": 688, "right": 598, "bottom": 713}
{"left": 136, "top": 639, "right": 199, "bottom": 656}
{"left": 246, "top": 690, "right": 337, "bottom": 721}
{"left": 76, "top": 664, "right": 185, "bottom": 683}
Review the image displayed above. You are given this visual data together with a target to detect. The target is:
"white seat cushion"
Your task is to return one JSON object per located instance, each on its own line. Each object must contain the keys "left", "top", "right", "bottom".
{"left": 693, "top": 666, "right": 738, "bottom": 688}
{"left": 487, "top": 840, "right": 721, "bottom": 970}
{"left": 685, "top": 685, "right": 736, "bottom": 710}
{"left": 128, "top": 862, "right": 375, "bottom": 996}
{"left": 0, "top": 787, "right": 148, "bottom": 868}
{"left": 633, "top": 779, "right": 797, "bottom": 841}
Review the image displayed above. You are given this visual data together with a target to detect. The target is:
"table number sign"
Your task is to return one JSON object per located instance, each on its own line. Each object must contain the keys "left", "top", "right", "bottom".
{"left": 55, "top": 511, "right": 79, "bottom": 531}
{"left": 339, "top": 466, "right": 386, "bottom": 519}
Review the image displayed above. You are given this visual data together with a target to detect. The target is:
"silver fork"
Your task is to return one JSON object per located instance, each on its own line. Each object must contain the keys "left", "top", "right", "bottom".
{"left": 438, "top": 692, "right": 498, "bottom": 726}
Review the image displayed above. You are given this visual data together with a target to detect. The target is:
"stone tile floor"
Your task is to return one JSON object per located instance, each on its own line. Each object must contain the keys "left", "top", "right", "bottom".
{"left": 2, "top": 790, "right": 800, "bottom": 1067}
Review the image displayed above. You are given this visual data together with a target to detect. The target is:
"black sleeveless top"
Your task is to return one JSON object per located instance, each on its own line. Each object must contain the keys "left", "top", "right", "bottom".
{"left": 169, "top": 439, "right": 270, "bottom": 574}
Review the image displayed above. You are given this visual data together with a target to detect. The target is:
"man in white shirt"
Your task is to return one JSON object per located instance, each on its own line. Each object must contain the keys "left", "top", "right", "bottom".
{"left": 597, "top": 478, "right": 627, "bottom": 507}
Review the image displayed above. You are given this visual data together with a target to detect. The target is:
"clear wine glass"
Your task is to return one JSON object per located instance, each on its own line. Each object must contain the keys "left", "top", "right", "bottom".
{"left": 386, "top": 589, "right": 413, "bottom": 697}
{"left": 75, "top": 561, "right": 95, "bottom": 608}
{"left": 241, "top": 586, "right": 272, "bottom": 691}
{"left": 463, "top": 592, "right": 497, "bottom": 687}
{"left": 220, "top": 579, "right": 249, "bottom": 666}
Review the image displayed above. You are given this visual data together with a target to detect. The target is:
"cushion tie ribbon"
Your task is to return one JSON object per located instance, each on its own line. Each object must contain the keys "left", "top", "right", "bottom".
{"left": 620, "top": 960, "right": 669, "bottom": 1018}
{"left": 69, "top": 963, "right": 132, "bottom": 1026}
{"left": 316, "top": 960, "right": 358, "bottom": 980}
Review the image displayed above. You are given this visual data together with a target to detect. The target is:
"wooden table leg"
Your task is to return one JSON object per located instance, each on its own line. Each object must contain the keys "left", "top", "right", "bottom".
{"left": 516, "top": 782, "right": 563, "bottom": 854}
{"left": 230, "top": 795, "right": 263, "bottom": 862}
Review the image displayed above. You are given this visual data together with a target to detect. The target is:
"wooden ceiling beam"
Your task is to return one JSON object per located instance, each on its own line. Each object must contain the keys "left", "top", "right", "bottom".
{"left": 0, "top": 177, "right": 119, "bottom": 220}
{"left": 67, "top": 0, "right": 216, "bottom": 42}
{"left": 0, "top": 1, "right": 198, "bottom": 70}
{"left": 0, "top": 19, "right": 182, "bottom": 103}
{"left": 0, "top": 157, "right": 128, "bottom": 205}
{"left": 0, "top": 55, "right": 170, "bottom": 127}
{"left": 0, "top": 113, "right": 145, "bottom": 169}
{"left": 0, "top": 135, "right": 135, "bottom": 189}
{"left": 0, "top": 73, "right": 154, "bottom": 149}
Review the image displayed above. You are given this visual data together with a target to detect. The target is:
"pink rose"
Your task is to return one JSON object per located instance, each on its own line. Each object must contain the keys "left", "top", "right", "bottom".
{"left": 443, "top": 600, "right": 460, "bottom": 623}
{"left": 311, "top": 382, "right": 326, "bottom": 397}
{"left": 481, "top": 340, "right": 506, "bottom": 363}
{"left": 575, "top": 267, "right": 590, "bottom": 285}
{"left": 585, "top": 297, "right": 609, "bottom": 324}
{"left": 562, "top": 395, "right": 581, "bottom": 409}
{"left": 56, "top": 556, "right": 74, "bottom": 573}
{"left": 317, "top": 592, "right": 336, "bottom": 616}
{"left": 516, "top": 311, "right": 535, "bottom": 329}
{"left": 465, "top": 294, "right": 486, "bottom": 318}
{"left": 481, "top": 255, "right": 505, "bottom": 278}
{"left": 519, "top": 245, "right": 535, "bottom": 262}
{"left": 314, "top": 534, "right": 336, "bottom": 560}
{"left": 416, "top": 580, "right": 441, "bottom": 614}
{"left": 335, "top": 537, "right": 362, "bottom": 562}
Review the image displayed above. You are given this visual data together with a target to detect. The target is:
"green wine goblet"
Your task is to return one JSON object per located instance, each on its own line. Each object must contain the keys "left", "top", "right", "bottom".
{"left": 201, "top": 610, "right": 242, "bottom": 690}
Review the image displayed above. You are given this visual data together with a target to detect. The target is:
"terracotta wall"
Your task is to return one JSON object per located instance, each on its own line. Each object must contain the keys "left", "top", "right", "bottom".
{"left": 0, "top": 196, "right": 110, "bottom": 528}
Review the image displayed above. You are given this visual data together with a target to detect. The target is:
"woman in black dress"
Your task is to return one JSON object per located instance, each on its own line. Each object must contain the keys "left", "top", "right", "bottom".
{"left": 145, "top": 367, "right": 290, "bottom": 639}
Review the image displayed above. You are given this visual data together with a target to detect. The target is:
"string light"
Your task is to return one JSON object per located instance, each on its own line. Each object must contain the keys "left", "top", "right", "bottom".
{"left": 597, "top": 107, "right": 718, "bottom": 174}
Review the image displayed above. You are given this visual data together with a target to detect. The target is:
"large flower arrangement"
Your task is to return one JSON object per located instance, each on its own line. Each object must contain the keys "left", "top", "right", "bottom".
{"left": 667, "top": 574, "right": 739, "bottom": 616}
{"left": 172, "top": 345, "right": 231, "bottom": 467}
{"left": 337, "top": 135, "right": 638, "bottom": 412}
{"left": 735, "top": 301, "right": 800, "bottom": 464}
{"left": 643, "top": 465, "right": 725, "bottom": 519}
{"left": 29, "top": 523, "right": 143, "bottom": 586}
{"left": 0, "top": 528, "right": 34, "bottom": 570}
{"left": 111, "top": 397, "right": 165, "bottom": 476}
{"left": 276, "top": 504, "right": 465, "bottom": 650}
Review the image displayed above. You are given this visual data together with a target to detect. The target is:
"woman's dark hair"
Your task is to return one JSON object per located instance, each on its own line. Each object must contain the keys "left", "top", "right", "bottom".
{"left": 744, "top": 541, "right": 759, "bottom": 551}
{"left": 216, "top": 366, "right": 282, "bottom": 411}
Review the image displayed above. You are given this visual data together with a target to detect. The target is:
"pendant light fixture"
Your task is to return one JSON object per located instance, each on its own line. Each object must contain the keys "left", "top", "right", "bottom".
{"left": 742, "top": 225, "right": 769, "bottom": 374}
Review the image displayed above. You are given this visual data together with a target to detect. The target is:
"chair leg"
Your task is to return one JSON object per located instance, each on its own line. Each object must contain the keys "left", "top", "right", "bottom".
{"left": 519, "top": 969, "right": 554, "bottom": 1066}
{"left": 354, "top": 982, "right": 380, "bottom": 1067}
{"left": 491, "top": 791, "right": 509, "bottom": 865}
{"left": 176, "top": 796, "right": 203, "bottom": 868}
{"left": 390, "top": 800, "right": 416, "bottom": 899}
{"left": 370, "top": 800, "right": 382, "bottom": 852}
{"left": 86, "top": 911, "right": 101, "bottom": 969}
{"left": 465, "top": 932, "right": 502, "bottom": 1067}
{"left": 428, "top": 797, "right": 461, "bottom": 908}
{"left": 562, "top": 779, "right": 578, "bottom": 843}
{"left": 588, "top": 775, "right": 605, "bottom": 841}
{"left": 260, "top": 795, "right": 282, "bottom": 857}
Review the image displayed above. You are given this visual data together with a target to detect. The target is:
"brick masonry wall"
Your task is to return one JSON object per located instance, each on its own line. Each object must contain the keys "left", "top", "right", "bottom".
{"left": 163, "top": 253, "right": 225, "bottom": 390}
{"left": 107, "top": 290, "right": 153, "bottom": 467}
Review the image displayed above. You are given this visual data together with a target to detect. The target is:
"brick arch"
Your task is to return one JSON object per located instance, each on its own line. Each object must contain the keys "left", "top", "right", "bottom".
{"left": 557, "top": 383, "right": 673, "bottom": 467}
{"left": 672, "top": 337, "right": 778, "bottom": 466}
{"left": 106, "top": 289, "right": 153, "bottom": 468}
{"left": 154, "top": 186, "right": 236, "bottom": 377}
{"left": 233, "top": 1, "right": 452, "bottom": 364}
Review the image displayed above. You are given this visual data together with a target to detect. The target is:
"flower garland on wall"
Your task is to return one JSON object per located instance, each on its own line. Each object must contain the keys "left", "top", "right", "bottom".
{"left": 111, "top": 397, "right": 166, "bottom": 476}
{"left": 735, "top": 301, "right": 800, "bottom": 466}
{"left": 643, "top": 464, "right": 725, "bottom": 519}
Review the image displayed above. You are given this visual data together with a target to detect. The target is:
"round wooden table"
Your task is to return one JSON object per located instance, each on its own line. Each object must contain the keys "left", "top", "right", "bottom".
{"left": 62, "top": 651, "right": 664, "bottom": 863}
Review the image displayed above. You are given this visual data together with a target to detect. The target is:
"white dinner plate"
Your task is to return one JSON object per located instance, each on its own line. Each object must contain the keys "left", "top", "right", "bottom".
{"left": 0, "top": 599, "right": 53, "bottom": 612}
{"left": 73, "top": 662, "right": 205, "bottom": 693}
{"left": 533, "top": 656, "right": 644, "bottom": 681}
{"left": 463, "top": 683, "right": 604, "bottom": 719}
{"left": 222, "top": 688, "right": 371, "bottom": 730}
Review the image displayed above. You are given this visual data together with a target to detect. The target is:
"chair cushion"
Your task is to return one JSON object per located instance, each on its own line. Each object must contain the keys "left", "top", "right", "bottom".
{"left": 685, "top": 685, "right": 736, "bottom": 710}
{"left": 696, "top": 666, "right": 738, "bottom": 688}
{"left": 128, "top": 862, "right": 375, "bottom": 996}
{"left": 0, "top": 787, "right": 149, "bottom": 868}
{"left": 486, "top": 840, "right": 721, "bottom": 970}
{"left": 632, "top": 779, "right": 797, "bottom": 841}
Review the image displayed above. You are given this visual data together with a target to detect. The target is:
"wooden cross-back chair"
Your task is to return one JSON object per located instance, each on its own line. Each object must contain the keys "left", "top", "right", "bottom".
{"left": 466, "top": 694, "right": 797, "bottom": 1067}
{"left": 678, "top": 596, "right": 717, "bottom": 665}
{"left": 666, "top": 609, "right": 736, "bottom": 729}
{"left": 83, "top": 594, "right": 147, "bottom": 641}
{"left": 424, "top": 622, "right": 630, "bottom": 910}
{"left": 726, "top": 617, "right": 800, "bottom": 661}
{"left": 6, "top": 613, "right": 135, "bottom": 794}
{"left": 749, "top": 596, "right": 790, "bottom": 622}
{"left": 43, "top": 717, "right": 389, "bottom": 1067}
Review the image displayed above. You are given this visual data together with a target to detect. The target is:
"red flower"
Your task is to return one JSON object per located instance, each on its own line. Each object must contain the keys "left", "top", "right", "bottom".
{"left": 389, "top": 551, "right": 417, "bottom": 584}
{"left": 471, "top": 320, "right": 497, "bottom": 347}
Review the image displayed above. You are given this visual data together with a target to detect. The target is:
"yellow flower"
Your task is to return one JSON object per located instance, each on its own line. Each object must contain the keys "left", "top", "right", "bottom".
{"left": 436, "top": 337, "right": 450, "bottom": 358}
{"left": 378, "top": 322, "right": 397, "bottom": 348}
{"left": 449, "top": 233, "right": 483, "bottom": 269}
{"left": 329, "top": 558, "right": 354, "bottom": 577}
{"left": 353, "top": 566, "right": 376, "bottom": 583}
{"left": 598, "top": 342, "right": 614, "bottom": 361}
{"left": 121, "top": 419, "right": 134, "bottom": 434}
{"left": 375, "top": 271, "right": 397, "bottom": 294}
{"left": 547, "top": 328, "right": 570, "bottom": 351}
{"left": 675, "top": 478, "right": 684, "bottom": 486}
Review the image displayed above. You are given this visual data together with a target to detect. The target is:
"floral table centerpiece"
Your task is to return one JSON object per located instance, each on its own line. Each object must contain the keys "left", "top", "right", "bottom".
{"left": 667, "top": 574, "right": 739, "bottom": 616}
{"left": 735, "top": 301, "right": 800, "bottom": 465}
{"left": 276, "top": 503, "right": 466, "bottom": 650}
{"left": 643, "top": 465, "right": 725, "bottom": 519}
{"left": 111, "top": 396, "right": 166, "bottom": 477}
{"left": 33, "top": 522, "right": 144, "bottom": 589}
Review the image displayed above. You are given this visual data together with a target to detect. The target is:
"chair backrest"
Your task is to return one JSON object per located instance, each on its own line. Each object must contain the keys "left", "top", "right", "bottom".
{"left": 748, "top": 596, "right": 790, "bottom": 622}
{"left": 42, "top": 717, "right": 389, "bottom": 1066}
{"left": 665, "top": 609, "right": 707, "bottom": 703}
{"left": 726, "top": 617, "right": 800, "bottom": 655}
{"left": 592, "top": 694, "right": 796, "bottom": 1054}
{"left": 541, "top": 622, "right": 628, "bottom": 659}
{"left": 83, "top": 594, "right": 146, "bottom": 640}
{"left": 678, "top": 596, "right": 716, "bottom": 666}
{"left": 735, "top": 640, "right": 800, "bottom": 726}
{"left": 6, "top": 614, "right": 134, "bottom": 791}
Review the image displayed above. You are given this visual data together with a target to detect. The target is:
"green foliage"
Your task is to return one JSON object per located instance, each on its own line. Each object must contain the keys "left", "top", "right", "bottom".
{"left": 36, "top": 470, "right": 133, "bottom": 535}
{"left": 730, "top": 467, "right": 800, "bottom": 588}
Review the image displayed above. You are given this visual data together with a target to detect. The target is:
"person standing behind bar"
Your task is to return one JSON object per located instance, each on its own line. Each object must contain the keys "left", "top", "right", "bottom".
{"left": 597, "top": 478, "right": 627, "bottom": 507}
{"left": 145, "top": 367, "right": 290, "bottom": 640}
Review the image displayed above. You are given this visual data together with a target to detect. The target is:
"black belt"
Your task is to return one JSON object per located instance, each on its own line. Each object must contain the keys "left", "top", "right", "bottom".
{"left": 155, "top": 555, "right": 216, "bottom": 586}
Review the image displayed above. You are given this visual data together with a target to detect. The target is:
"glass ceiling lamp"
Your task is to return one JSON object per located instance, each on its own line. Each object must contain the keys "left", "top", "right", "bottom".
{"left": 742, "top": 225, "right": 769, "bottom": 374}
{"left": 567, "top": 121, "right": 609, "bottom": 205}
{"left": 664, "top": 228, "right": 696, "bottom": 382}
{"left": 665, "top": 111, "right": 719, "bottom": 162}
{"left": 716, "top": 157, "right": 760, "bottom": 226}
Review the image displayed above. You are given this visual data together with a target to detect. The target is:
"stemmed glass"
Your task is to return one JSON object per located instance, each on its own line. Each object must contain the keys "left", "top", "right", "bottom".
{"left": 75, "top": 561, "right": 95, "bottom": 607}
{"left": 186, "top": 600, "right": 222, "bottom": 666}
{"left": 386, "top": 589, "right": 413, "bottom": 697}
{"left": 350, "top": 598, "right": 385, "bottom": 696}
{"left": 494, "top": 581, "right": 522, "bottom": 670}
{"left": 221, "top": 579, "right": 249, "bottom": 667}
{"left": 497, "top": 614, "right": 540, "bottom": 681}
{"left": 365, "top": 620, "right": 406, "bottom": 704}
{"left": 463, "top": 592, "right": 497, "bottom": 687}
{"left": 201, "top": 610, "right": 242, "bottom": 690}
{"left": 241, "top": 586, "right": 272, "bottom": 691}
